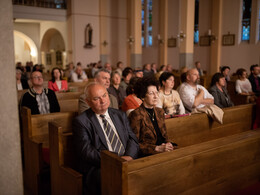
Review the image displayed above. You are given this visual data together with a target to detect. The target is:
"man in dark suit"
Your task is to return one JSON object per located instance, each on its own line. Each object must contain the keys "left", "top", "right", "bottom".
{"left": 73, "top": 83, "right": 139, "bottom": 195}
{"left": 248, "top": 64, "right": 260, "bottom": 96}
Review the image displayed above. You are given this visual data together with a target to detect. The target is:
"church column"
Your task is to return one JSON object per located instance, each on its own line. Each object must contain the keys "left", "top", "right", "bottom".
{"left": 127, "top": 0, "right": 142, "bottom": 68}
{"left": 100, "top": 0, "right": 109, "bottom": 66}
{"left": 158, "top": 0, "right": 168, "bottom": 66}
{"left": 179, "top": 0, "right": 195, "bottom": 68}
{"left": 0, "top": 0, "right": 23, "bottom": 194}
{"left": 210, "top": 0, "right": 223, "bottom": 74}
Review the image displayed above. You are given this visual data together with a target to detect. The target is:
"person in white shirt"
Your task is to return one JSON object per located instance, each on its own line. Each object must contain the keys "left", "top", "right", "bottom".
{"left": 179, "top": 68, "right": 214, "bottom": 112}
{"left": 71, "top": 65, "right": 88, "bottom": 82}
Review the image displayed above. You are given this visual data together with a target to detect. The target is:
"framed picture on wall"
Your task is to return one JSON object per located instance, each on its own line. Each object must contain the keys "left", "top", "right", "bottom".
{"left": 199, "top": 36, "right": 210, "bottom": 46}
{"left": 168, "top": 37, "right": 177, "bottom": 47}
{"left": 222, "top": 34, "right": 235, "bottom": 46}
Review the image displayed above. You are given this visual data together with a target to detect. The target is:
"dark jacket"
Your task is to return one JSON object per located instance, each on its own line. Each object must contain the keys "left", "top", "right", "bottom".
{"left": 248, "top": 74, "right": 260, "bottom": 95}
{"left": 20, "top": 88, "right": 60, "bottom": 115}
{"left": 209, "top": 85, "right": 234, "bottom": 108}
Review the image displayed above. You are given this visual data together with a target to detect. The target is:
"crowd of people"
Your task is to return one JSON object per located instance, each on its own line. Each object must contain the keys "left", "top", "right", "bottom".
{"left": 17, "top": 60, "right": 260, "bottom": 195}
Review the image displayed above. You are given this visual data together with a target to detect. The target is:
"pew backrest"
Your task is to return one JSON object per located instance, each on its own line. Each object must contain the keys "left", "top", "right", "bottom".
{"left": 165, "top": 104, "right": 254, "bottom": 147}
{"left": 59, "top": 99, "right": 79, "bottom": 113}
{"left": 101, "top": 130, "right": 260, "bottom": 195}
{"left": 55, "top": 91, "right": 82, "bottom": 100}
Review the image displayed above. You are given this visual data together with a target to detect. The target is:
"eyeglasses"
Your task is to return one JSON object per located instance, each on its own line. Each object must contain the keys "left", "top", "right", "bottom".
{"left": 32, "top": 76, "right": 43, "bottom": 79}
{"left": 146, "top": 91, "right": 159, "bottom": 96}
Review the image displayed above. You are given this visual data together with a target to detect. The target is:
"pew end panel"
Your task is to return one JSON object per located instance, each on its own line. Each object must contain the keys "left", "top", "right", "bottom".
{"left": 101, "top": 130, "right": 260, "bottom": 195}
{"left": 49, "top": 122, "right": 82, "bottom": 195}
{"left": 21, "top": 107, "right": 77, "bottom": 195}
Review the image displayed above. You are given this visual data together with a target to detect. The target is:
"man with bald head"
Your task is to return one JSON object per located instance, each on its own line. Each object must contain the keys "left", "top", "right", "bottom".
{"left": 73, "top": 83, "right": 139, "bottom": 195}
{"left": 78, "top": 69, "right": 118, "bottom": 113}
{"left": 179, "top": 68, "right": 214, "bottom": 112}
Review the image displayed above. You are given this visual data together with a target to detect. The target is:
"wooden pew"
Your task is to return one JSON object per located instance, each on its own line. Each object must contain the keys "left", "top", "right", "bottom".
{"left": 55, "top": 91, "right": 82, "bottom": 100}
{"left": 101, "top": 130, "right": 260, "bottom": 194}
{"left": 165, "top": 104, "right": 254, "bottom": 147}
{"left": 48, "top": 104, "right": 255, "bottom": 194}
{"left": 59, "top": 99, "right": 79, "bottom": 113}
{"left": 21, "top": 107, "right": 77, "bottom": 195}
{"left": 227, "top": 81, "right": 248, "bottom": 105}
{"left": 49, "top": 122, "right": 82, "bottom": 195}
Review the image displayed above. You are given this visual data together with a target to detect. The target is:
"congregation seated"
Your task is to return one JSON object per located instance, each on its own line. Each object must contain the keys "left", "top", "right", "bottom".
{"left": 104, "top": 62, "right": 112, "bottom": 74}
{"left": 91, "top": 62, "right": 99, "bottom": 78}
{"left": 48, "top": 67, "right": 68, "bottom": 92}
{"left": 220, "top": 66, "right": 231, "bottom": 83}
{"left": 20, "top": 70, "right": 60, "bottom": 115}
{"left": 16, "top": 68, "right": 29, "bottom": 90}
{"left": 179, "top": 68, "right": 214, "bottom": 112}
{"left": 133, "top": 67, "right": 144, "bottom": 78}
{"left": 73, "top": 83, "right": 139, "bottom": 195}
{"left": 248, "top": 64, "right": 260, "bottom": 96}
{"left": 157, "top": 72, "right": 185, "bottom": 116}
{"left": 155, "top": 64, "right": 166, "bottom": 80}
{"left": 166, "top": 64, "right": 173, "bottom": 72}
{"left": 64, "top": 62, "right": 75, "bottom": 82}
{"left": 208, "top": 72, "right": 234, "bottom": 108}
{"left": 115, "top": 61, "right": 123, "bottom": 77}
{"left": 235, "top": 68, "right": 256, "bottom": 103}
{"left": 195, "top": 61, "right": 204, "bottom": 76}
{"left": 71, "top": 64, "right": 88, "bottom": 82}
{"left": 143, "top": 63, "right": 154, "bottom": 78}
{"left": 119, "top": 67, "right": 133, "bottom": 92}
{"left": 151, "top": 63, "right": 157, "bottom": 74}
{"left": 107, "top": 71, "right": 126, "bottom": 108}
{"left": 78, "top": 69, "right": 118, "bottom": 114}
{"left": 121, "top": 77, "right": 142, "bottom": 116}
{"left": 128, "top": 77, "right": 177, "bottom": 157}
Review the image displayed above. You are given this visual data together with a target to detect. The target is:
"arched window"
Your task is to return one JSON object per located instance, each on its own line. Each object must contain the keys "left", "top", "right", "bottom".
{"left": 241, "top": 0, "right": 252, "bottom": 41}
{"left": 142, "top": 0, "right": 153, "bottom": 47}
{"left": 56, "top": 50, "right": 62, "bottom": 65}
{"left": 194, "top": 0, "right": 199, "bottom": 44}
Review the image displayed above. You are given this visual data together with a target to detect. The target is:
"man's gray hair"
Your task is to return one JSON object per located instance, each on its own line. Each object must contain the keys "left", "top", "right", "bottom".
{"left": 84, "top": 82, "right": 102, "bottom": 100}
{"left": 94, "top": 68, "right": 111, "bottom": 78}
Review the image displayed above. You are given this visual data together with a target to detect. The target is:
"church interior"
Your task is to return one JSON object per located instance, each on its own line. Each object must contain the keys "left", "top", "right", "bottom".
{"left": 1, "top": 0, "right": 260, "bottom": 194}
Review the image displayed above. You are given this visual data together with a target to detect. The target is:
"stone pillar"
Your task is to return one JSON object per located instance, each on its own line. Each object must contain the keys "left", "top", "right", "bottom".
{"left": 158, "top": 0, "right": 168, "bottom": 66}
{"left": 100, "top": 0, "right": 109, "bottom": 65}
{"left": 179, "top": 0, "right": 195, "bottom": 68}
{"left": 128, "top": 0, "right": 142, "bottom": 68}
{"left": 0, "top": 0, "right": 24, "bottom": 194}
{"left": 210, "top": 0, "right": 223, "bottom": 74}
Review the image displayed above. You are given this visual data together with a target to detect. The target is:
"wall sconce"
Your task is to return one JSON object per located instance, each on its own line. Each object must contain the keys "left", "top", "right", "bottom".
{"left": 127, "top": 36, "right": 135, "bottom": 45}
{"left": 207, "top": 29, "right": 217, "bottom": 43}
{"left": 157, "top": 34, "right": 164, "bottom": 44}
{"left": 102, "top": 40, "right": 108, "bottom": 47}
{"left": 177, "top": 31, "right": 186, "bottom": 41}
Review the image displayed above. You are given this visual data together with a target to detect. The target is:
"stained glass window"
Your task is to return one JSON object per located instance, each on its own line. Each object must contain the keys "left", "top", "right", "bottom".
{"left": 194, "top": 0, "right": 199, "bottom": 44}
{"left": 141, "top": 0, "right": 153, "bottom": 47}
{"left": 241, "top": 0, "right": 252, "bottom": 41}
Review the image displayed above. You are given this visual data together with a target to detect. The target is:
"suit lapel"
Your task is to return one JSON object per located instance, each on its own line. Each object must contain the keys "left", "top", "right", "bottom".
{"left": 87, "top": 109, "right": 109, "bottom": 149}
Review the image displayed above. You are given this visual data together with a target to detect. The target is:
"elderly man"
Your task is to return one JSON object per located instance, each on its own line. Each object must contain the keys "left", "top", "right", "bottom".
{"left": 20, "top": 70, "right": 60, "bottom": 114}
{"left": 71, "top": 65, "right": 88, "bottom": 82}
{"left": 179, "top": 68, "right": 214, "bottom": 112}
{"left": 78, "top": 69, "right": 118, "bottom": 113}
{"left": 73, "top": 83, "right": 139, "bottom": 195}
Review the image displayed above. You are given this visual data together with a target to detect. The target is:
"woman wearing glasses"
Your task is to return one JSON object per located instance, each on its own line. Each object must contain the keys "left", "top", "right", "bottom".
{"left": 128, "top": 77, "right": 177, "bottom": 157}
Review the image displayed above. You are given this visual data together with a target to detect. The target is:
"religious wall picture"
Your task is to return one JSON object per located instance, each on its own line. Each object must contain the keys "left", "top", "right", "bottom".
{"left": 84, "top": 23, "right": 94, "bottom": 48}
{"left": 199, "top": 36, "right": 210, "bottom": 46}
{"left": 168, "top": 37, "right": 177, "bottom": 47}
{"left": 222, "top": 34, "right": 235, "bottom": 46}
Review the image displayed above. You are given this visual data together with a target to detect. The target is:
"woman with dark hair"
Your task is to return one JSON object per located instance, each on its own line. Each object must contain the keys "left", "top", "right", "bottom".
{"left": 209, "top": 73, "right": 233, "bottom": 108}
{"left": 128, "top": 77, "right": 177, "bottom": 157}
{"left": 48, "top": 67, "right": 68, "bottom": 92}
{"left": 121, "top": 77, "right": 142, "bottom": 116}
{"left": 157, "top": 72, "right": 185, "bottom": 116}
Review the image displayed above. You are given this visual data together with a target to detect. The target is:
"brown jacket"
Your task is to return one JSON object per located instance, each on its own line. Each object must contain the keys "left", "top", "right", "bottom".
{"left": 128, "top": 104, "right": 170, "bottom": 156}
